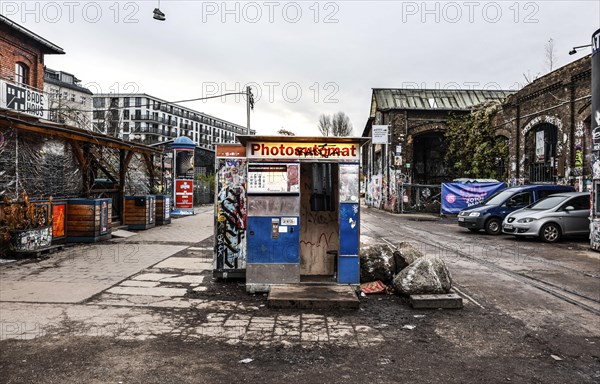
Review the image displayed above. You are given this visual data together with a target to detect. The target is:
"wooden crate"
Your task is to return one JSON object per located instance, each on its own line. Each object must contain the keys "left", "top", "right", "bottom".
{"left": 66, "top": 198, "right": 112, "bottom": 243}
{"left": 155, "top": 195, "right": 171, "bottom": 225}
{"left": 124, "top": 195, "right": 156, "bottom": 230}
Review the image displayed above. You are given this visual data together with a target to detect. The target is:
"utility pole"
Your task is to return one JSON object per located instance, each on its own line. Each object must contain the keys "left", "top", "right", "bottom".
{"left": 246, "top": 86, "right": 252, "bottom": 135}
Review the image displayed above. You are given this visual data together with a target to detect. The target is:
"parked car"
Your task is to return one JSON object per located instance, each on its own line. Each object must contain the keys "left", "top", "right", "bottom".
{"left": 457, "top": 185, "right": 576, "bottom": 235}
{"left": 502, "top": 192, "right": 590, "bottom": 242}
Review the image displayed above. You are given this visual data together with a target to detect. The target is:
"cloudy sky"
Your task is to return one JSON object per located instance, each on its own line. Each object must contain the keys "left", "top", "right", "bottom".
{"left": 4, "top": 0, "right": 599, "bottom": 136}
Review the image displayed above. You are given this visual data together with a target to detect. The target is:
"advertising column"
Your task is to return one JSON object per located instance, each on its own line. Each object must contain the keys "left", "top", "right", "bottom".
{"left": 171, "top": 137, "right": 196, "bottom": 216}
{"left": 590, "top": 28, "right": 600, "bottom": 250}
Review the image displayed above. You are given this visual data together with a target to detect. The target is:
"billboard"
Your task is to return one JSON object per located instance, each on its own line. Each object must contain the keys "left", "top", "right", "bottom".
{"left": 175, "top": 148, "right": 194, "bottom": 179}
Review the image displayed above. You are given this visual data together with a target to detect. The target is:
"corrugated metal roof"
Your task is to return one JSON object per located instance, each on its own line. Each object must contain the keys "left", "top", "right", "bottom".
{"left": 372, "top": 88, "right": 514, "bottom": 111}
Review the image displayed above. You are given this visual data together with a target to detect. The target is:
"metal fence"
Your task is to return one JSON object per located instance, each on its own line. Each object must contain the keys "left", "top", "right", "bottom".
{"left": 194, "top": 180, "right": 214, "bottom": 205}
{"left": 397, "top": 184, "right": 442, "bottom": 214}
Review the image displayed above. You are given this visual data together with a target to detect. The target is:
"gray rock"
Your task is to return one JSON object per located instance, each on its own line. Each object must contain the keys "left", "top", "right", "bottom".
{"left": 359, "top": 243, "right": 396, "bottom": 284}
{"left": 392, "top": 255, "right": 452, "bottom": 296}
{"left": 393, "top": 242, "right": 424, "bottom": 273}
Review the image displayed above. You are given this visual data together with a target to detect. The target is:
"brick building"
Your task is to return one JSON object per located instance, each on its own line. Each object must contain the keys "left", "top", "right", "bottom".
{"left": 0, "top": 14, "right": 64, "bottom": 94}
{"left": 362, "top": 88, "right": 513, "bottom": 210}
{"left": 491, "top": 56, "right": 592, "bottom": 188}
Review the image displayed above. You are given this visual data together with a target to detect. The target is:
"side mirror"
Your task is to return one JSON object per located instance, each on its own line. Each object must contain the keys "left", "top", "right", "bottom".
{"left": 506, "top": 200, "right": 515, "bottom": 208}
{"left": 564, "top": 206, "right": 575, "bottom": 212}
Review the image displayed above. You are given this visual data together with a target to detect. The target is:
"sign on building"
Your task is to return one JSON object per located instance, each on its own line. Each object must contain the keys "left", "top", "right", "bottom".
{"left": 372, "top": 125, "right": 389, "bottom": 144}
{"left": 0, "top": 80, "right": 48, "bottom": 119}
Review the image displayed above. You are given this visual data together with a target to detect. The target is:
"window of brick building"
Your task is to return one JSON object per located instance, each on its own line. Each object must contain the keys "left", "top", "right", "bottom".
{"left": 15, "top": 63, "right": 29, "bottom": 85}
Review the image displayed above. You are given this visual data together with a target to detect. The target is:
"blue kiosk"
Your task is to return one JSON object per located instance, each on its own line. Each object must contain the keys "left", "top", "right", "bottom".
{"left": 214, "top": 136, "right": 368, "bottom": 293}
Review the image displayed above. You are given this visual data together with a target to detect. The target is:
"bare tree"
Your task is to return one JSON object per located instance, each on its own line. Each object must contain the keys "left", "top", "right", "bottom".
{"left": 277, "top": 128, "right": 295, "bottom": 136}
{"left": 522, "top": 69, "right": 540, "bottom": 85}
{"left": 318, "top": 114, "right": 331, "bottom": 136}
{"left": 331, "top": 111, "right": 353, "bottom": 137}
{"left": 545, "top": 38, "right": 557, "bottom": 72}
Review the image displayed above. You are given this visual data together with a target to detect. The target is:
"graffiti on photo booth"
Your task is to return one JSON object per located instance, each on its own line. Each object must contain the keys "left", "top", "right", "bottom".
{"left": 216, "top": 159, "right": 247, "bottom": 270}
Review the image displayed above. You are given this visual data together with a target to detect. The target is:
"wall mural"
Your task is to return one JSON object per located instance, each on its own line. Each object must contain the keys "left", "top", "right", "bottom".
{"left": 215, "top": 159, "right": 247, "bottom": 270}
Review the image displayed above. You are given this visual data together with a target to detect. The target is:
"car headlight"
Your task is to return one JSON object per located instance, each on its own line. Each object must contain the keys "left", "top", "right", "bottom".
{"left": 517, "top": 217, "right": 536, "bottom": 223}
{"left": 468, "top": 212, "right": 480, "bottom": 217}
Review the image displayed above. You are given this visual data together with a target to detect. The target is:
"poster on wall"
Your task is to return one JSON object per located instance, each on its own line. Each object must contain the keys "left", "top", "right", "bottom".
{"left": 100, "top": 200, "right": 109, "bottom": 235}
{"left": 175, "top": 179, "right": 194, "bottom": 209}
{"left": 247, "top": 163, "right": 299, "bottom": 194}
{"left": 339, "top": 164, "right": 359, "bottom": 203}
{"left": 52, "top": 203, "right": 66, "bottom": 239}
{"left": 535, "top": 130, "right": 545, "bottom": 162}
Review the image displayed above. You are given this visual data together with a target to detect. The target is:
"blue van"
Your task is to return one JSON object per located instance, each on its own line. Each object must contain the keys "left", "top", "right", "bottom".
{"left": 457, "top": 185, "right": 576, "bottom": 235}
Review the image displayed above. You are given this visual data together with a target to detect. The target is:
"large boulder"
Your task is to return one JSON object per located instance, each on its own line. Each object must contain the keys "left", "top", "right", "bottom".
{"left": 393, "top": 242, "right": 424, "bottom": 274}
{"left": 359, "top": 243, "right": 396, "bottom": 284}
{"left": 392, "top": 255, "right": 452, "bottom": 296}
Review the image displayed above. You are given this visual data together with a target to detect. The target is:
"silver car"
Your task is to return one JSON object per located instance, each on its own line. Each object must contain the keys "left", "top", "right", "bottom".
{"left": 502, "top": 192, "right": 590, "bottom": 242}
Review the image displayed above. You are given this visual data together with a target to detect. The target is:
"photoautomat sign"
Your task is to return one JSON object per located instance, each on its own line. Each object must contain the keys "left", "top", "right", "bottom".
{"left": 247, "top": 142, "right": 359, "bottom": 160}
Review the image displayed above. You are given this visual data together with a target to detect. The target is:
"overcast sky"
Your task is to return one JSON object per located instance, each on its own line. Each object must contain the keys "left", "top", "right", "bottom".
{"left": 3, "top": 0, "right": 599, "bottom": 136}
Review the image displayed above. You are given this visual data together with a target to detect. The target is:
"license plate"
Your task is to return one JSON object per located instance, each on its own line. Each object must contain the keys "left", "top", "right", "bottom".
{"left": 458, "top": 217, "right": 465, "bottom": 222}
{"left": 504, "top": 224, "right": 513, "bottom": 230}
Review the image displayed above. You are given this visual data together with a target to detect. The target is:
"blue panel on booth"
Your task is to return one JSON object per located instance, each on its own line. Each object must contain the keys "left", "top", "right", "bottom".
{"left": 339, "top": 203, "right": 359, "bottom": 255}
{"left": 247, "top": 216, "right": 299, "bottom": 264}
{"left": 338, "top": 255, "right": 359, "bottom": 284}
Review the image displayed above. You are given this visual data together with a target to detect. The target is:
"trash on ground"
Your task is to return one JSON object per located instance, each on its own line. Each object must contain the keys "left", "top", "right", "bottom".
{"left": 402, "top": 325, "right": 416, "bottom": 330}
{"left": 239, "top": 358, "right": 254, "bottom": 364}
{"left": 360, "top": 280, "right": 387, "bottom": 294}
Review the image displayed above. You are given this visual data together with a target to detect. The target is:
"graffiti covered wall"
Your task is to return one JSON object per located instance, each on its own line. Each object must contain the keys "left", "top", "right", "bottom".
{"left": 215, "top": 158, "right": 248, "bottom": 271}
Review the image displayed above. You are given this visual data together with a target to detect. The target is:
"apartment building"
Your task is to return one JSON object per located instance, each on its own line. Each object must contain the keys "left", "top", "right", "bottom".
{"left": 92, "top": 93, "right": 254, "bottom": 149}
{"left": 44, "top": 68, "right": 93, "bottom": 129}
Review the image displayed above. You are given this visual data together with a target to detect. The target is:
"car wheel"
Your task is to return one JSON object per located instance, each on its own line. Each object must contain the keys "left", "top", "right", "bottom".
{"left": 540, "top": 223, "right": 561, "bottom": 243}
{"left": 485, "top": 218, "right": 501, "bottom": 235}
{"left": 468, "top": 228, "right": 479, "bottom": 233}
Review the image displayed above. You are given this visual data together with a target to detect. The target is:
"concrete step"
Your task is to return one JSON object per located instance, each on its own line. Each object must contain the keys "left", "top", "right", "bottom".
{"left": 410, "top": 293, "right": 464, "bottom": 309}
{"left": 267, "top": 284, "right": 360, "bottom": 310}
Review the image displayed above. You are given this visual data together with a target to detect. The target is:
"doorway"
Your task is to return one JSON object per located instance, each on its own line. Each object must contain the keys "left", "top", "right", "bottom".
{"left": 299, "top": 163, "right": 339, "bottom": 282}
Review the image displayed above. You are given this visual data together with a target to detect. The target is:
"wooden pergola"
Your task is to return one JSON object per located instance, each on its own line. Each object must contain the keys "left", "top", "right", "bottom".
{"left": 0, "top": 110, "right": 163, "bottom": 222}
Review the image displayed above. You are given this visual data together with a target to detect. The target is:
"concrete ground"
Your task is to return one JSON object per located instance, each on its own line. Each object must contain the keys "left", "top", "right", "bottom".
{"left": 0, "top": 206, "right": 383, "bottom": 347}
{"left": 0, "top": 205, "right": 599, "bottom": 383}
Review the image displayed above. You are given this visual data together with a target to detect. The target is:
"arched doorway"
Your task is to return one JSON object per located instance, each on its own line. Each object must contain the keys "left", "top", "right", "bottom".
{"left": 525, "top": 123, "right": 558, "bottom": 182}
{"left": 413, "top": 132, "right": 447, "bottom": 184}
